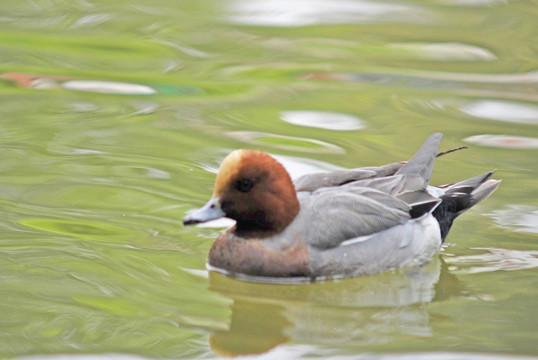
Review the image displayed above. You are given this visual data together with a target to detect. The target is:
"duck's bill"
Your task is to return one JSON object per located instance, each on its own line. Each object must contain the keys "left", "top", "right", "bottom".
{"left": 183, "top": 197, "right": 225, "bottom": 225}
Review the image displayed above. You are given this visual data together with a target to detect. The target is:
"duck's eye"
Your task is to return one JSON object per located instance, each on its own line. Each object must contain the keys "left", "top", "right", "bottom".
{"left": 235, "top": 178, "right": 254, "bottom": 193}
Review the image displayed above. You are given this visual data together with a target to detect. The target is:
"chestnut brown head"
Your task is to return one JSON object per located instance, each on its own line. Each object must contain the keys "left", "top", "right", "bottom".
{"left": 183, "top": 150, "right": 300, "bottom": 238}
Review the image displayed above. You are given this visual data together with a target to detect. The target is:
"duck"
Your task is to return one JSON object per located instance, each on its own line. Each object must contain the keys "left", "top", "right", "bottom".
{"left": 183, "top": 133, "right": 500, "bottom": 281}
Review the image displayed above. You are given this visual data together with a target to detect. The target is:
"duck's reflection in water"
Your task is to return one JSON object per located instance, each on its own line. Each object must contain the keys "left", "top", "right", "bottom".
{"left": 208, "top": 256, "right": 463, "bottom": 356}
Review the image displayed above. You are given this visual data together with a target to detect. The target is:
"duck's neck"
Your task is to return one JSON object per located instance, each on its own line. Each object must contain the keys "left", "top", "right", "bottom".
{"left": 234, "top": 196, "right": 300, "bottom": 239}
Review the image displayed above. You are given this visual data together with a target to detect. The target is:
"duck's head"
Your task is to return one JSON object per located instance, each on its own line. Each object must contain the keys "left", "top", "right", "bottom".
{"left": 183, "top": 150, "right": 300, "bottom": 238}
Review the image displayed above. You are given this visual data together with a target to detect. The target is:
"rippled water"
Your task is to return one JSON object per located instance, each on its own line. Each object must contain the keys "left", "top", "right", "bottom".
{"left": 0, "top": 0, "right": 537, "bottom": 359}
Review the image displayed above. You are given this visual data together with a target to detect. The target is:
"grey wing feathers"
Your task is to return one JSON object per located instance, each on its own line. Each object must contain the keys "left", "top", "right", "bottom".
{"left": 342, "top": 174, "right": 425, "bottom": 196}
{"left": 294, "top": 169, "right": 377, "bottom": 192}
{"left": 395, "top": 132, "right": 442, "bottom": 184}
{"left": 294, "top": 161, "right": 405, "bottom": 192}
{"left": 295, "top": 133, "right": 442, "bottom": 193}
{"left": 304, "top": 187, "right": 411, "bottom": 249}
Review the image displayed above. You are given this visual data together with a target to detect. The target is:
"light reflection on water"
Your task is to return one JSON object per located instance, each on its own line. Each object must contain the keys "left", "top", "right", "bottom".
{"left": 464, "top": 134, "right": 538, "bottom": 149}
{"left": 0, "top": 0, "right": 537, "bottom": 359}
{"left": 446, "top": 248, "right": 538, "bottom": 274}
{"left": 226, "top": 131, "right": 345, "bottom": 153}
{"left": 280, "top": 110, "right": 365, "bottom": 131}
{"left": 386, "top": 42, "right": 496, "bottom": 62}
{"left": 226, "top": 0, "right": 428, "bottom": 27}
{"left": 460, "top": 100, "right": 538, "bottom": 124}
{"left": 489, "top": 205, "right": 538, "bottom": 234}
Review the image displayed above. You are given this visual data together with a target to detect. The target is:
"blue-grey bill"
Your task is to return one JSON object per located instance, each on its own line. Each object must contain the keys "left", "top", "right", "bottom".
{"left": 183, "top": 197, "right": 225, "bottom": 225}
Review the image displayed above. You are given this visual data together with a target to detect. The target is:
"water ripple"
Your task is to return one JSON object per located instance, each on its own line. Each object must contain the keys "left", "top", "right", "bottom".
{"left": 199, "top": 150, "right": 343, "bottom": 179}
{"left": 460, "top": 100, "right": 538, "bottom": 124}
{"left": 463, "top": 134, "right": 538, "bottom": 149}
{"left": 387, "top": 42, "right": 496, "bottom": 62}
{"left": 489, "top": 204, "right": 538, "bottom": 234}
{"left": 446, "top": 248, "right": 538, "bottom": 274}
{"left": 281, "top": 111, "right": 365, "bottom": 131}
{"left": 70, "top": 13, "right": 113, "bottom": 29}
{"left": 226, "top": 0, "right": 428, "bottom": 27}
{"left": 299, "top": 71, "right": 538, "bottom": 101}
{"left": 227, "top": 131, "right": 344, "bottom": 153}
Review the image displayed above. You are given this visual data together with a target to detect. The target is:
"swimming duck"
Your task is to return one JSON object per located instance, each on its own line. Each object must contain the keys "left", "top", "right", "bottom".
{"left": 183, "top": 133, "right": 500, "bottom": 280}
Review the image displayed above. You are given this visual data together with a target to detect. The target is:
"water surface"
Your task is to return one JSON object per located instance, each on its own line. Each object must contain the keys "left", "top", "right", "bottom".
{"left": 0, "top": 0, "right": 537, "bottom": 359}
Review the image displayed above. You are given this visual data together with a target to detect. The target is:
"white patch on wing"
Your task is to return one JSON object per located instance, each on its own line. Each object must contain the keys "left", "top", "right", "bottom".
{"left": 339, "top": 215, "right": 441, "bottom": 253}
{"left": 339, "top": 233, "right": 375, "bottom": 246}
{"left": 426, "top": 185, "right": 445, "bottom": 198}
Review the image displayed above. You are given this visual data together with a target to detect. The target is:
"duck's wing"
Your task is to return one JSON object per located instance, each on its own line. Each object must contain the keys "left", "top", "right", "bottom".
{"left": 293, "top": 161, "right": 404, "bottom": 192}
{"left": 301, "top": 186, "right": 412, "bottom": 249}
{"left": 294, "top": 133, "right": 444, "bottom": 192}
{"left": 299, "top": 133, "right": 445, "bottom": 249}
{"left": 395, "top": 132, "right": 442, "bottom": 185}
{"left": 301, "top": 176, "right": 443, "bottom": 249}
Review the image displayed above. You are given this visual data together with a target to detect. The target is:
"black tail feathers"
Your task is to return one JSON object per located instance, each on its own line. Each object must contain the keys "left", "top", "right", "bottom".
{"left": 433, "top": 170, "right": 501, "bottom": 241}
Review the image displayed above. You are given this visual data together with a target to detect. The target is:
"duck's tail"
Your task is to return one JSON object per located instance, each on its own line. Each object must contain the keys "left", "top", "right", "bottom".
{"left": 432, "top": 170, "right": 501, "bottom": 241}
{"left": 395, "top": 133, "right": 443, "bottom": 186}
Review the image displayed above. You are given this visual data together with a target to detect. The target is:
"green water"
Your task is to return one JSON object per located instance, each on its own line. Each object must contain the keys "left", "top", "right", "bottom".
{"left": 1, "top": 0, "right": 537, "bottom": 359}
